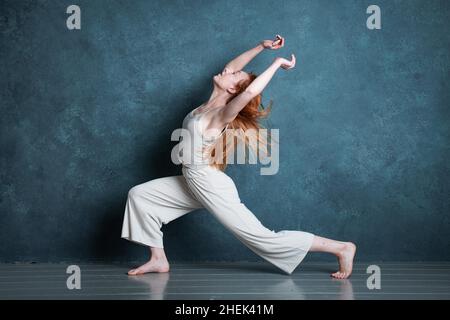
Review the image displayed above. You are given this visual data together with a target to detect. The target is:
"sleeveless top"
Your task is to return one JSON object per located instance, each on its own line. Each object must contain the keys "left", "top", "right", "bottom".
{"left": 174, "top": 104, "right": 229, "bottom": 170}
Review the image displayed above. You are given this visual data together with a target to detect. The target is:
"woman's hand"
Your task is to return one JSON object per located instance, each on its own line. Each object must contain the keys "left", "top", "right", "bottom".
{"left": 261, "top": 34, "right": 285, "bottom": 50}
{"left": 275, "top": 54, "right": 296, "bottom": 70}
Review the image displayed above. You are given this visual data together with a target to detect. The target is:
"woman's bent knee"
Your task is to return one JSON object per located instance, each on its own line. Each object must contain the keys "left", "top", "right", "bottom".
{"left": 128, "top": 182, "right": 156, "bottom": 199}
{"left": 130, "top": 177, "right": 166, "bottom": 196}
{"left": 128, "top": 185, "right": 142, "bottom": 199}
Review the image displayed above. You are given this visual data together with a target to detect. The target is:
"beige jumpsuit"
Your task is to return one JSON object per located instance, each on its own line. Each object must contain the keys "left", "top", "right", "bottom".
{"left": 121, "top": 105, "right": 314, "bottom": 274}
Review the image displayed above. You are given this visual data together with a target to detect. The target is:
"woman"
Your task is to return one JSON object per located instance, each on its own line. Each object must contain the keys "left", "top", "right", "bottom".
{"left": 121, "top": 35, "right": 356, "bottom": 279}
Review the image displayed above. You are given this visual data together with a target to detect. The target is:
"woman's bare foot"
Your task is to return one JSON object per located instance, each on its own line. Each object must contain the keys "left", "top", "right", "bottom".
{"left": 331, "top": 242, "right": 356, "bottom": 279}
{"left": 127, "top": 257, "right": 170, "bottom": 275}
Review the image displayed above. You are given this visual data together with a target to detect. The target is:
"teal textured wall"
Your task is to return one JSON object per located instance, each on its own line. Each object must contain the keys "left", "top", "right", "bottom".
{"left": 1, "top": 0, "right": 449, "bottom": 262}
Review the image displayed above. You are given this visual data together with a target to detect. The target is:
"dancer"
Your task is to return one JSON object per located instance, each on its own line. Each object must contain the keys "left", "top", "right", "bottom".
{"left": 121, "top": 35, "right": 356, "bottom": 279}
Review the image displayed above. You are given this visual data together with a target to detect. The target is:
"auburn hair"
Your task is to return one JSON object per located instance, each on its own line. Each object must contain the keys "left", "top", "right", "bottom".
{"left": 204, "top": 72, "right": 274, "bottom": 171}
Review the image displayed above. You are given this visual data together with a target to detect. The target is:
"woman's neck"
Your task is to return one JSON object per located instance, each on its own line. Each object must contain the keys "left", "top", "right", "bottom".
{"left": 206, "top": 85, "right": 232, "bottom": 109}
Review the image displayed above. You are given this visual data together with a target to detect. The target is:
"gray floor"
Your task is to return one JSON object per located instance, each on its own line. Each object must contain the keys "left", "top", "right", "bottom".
{"left": 0, "top": 262, "right": 449, "bottom": 300}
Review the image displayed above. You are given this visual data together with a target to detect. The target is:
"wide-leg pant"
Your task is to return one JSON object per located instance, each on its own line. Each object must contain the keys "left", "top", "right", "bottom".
{"left": 121, "top": 165, "right": 315, "bottom": 274}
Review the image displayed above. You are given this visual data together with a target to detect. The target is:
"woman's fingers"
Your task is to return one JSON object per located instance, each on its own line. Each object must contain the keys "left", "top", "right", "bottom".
{"left": 271, "top": 34, "right": 284, "bottom": 49}
{"left": 277, "top": 35, "right": 284, "bottom": 47}
{"left": 279, "top": 54, "right": 296, "bottom": 70}
{"left": 287, "top": 54, "right": 295, "bottom": 68}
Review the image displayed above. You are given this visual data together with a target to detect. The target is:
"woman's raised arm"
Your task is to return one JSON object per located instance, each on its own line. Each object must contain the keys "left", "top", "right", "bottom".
{"left": 223, "top": 35, "right": 284, "bottom": 73}
{"left": 220, "top": 54, "right": 296, "bottom": 123}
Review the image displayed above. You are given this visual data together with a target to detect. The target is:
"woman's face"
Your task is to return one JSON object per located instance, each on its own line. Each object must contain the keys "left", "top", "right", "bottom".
{"left": 213, "top": 68, "right": 250, "bottom": 93}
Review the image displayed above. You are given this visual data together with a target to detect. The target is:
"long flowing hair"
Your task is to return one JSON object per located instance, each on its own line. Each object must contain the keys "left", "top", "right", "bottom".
{"left": 204, "top": 72, "right": 274, "bottom": 171}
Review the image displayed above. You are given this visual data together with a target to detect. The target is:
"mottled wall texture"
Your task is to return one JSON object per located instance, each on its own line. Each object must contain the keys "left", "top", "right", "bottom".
{"left": 1, "top": 0, "right": 449, "bottom": 263}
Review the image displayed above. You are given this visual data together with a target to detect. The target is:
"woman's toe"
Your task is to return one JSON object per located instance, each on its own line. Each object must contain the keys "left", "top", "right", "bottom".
{"left": 135, "top": 268, "right": 144, "bottom": 275}
{"left": 128, "top": 269, "right": 137, "bottom": 275}
{"left": 332, "top": 272, "right": 347, "bottom": 279}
